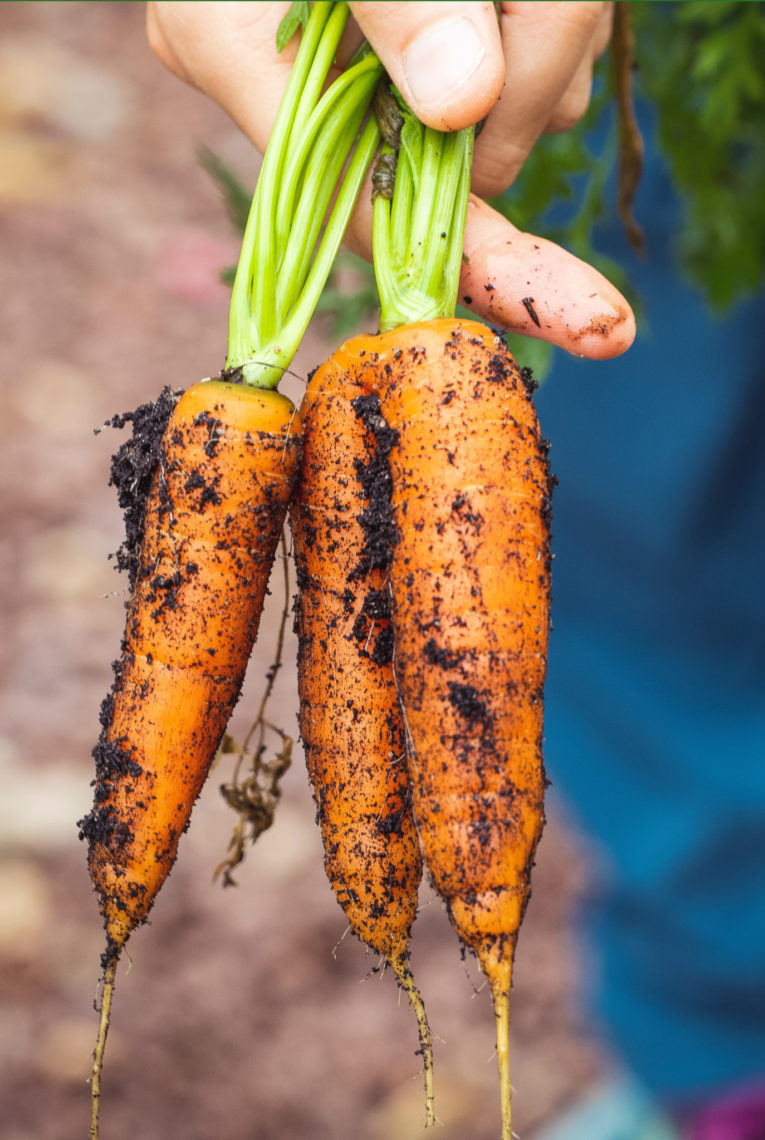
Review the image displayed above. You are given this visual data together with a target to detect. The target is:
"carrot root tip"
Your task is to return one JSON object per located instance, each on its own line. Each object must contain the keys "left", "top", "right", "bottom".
{"left": 90, "top": 957, "right": 118, "bottom": 1140}
{"left": 488, "top": 964, "right": 513, "bottom": 1140}
{"left": 390, "top": 956, "right": 435, "bottom": 1128}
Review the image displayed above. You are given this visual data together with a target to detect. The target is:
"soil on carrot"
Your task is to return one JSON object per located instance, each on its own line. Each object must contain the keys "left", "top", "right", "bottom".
{"left": 78, "top": 390, "right": 182, "bottom": 917}
{"left": 105, "top": 388, "right": 181, "bottom": 587}
{"left": 78, "top": 391, "right": 182, "bottom": 947}
{"left": 351, "top": 391, "right": 399, "bottom": 575}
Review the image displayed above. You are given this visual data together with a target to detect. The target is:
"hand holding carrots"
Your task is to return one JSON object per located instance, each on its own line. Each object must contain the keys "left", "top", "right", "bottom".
{"left": 147, "top": 0, "right": 634, "bottom": 358}
{"left": 84, "top": 5, "right": 635, "bottom": 1135}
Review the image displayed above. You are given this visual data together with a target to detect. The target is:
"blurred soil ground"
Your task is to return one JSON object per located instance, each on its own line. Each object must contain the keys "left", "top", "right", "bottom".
{"left": 0, "top": 4, "right": 611, "bottom": 1137}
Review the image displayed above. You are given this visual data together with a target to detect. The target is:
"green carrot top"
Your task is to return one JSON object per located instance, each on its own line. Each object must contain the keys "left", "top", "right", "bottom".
{"left": 371, "top": 82, "right": 474, "bottom": 333}
{"left": 225, "top": 1, "right": 383, "bottom": 388}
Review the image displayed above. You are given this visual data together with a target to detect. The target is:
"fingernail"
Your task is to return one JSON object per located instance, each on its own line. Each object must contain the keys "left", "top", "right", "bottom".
{"left": 403, "top": 17, "right": 486, "bottom": 112}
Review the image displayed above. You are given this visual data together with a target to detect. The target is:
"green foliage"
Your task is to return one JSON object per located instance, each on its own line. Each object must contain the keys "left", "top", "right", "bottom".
{"left": 276, "top": 1, "right": 311, "bottom": 53}
{"left": 631, "top": 0, "right": 765, "bottom": 310}
{"left": 198, "top": 145, "right": 252, "bottom": 235}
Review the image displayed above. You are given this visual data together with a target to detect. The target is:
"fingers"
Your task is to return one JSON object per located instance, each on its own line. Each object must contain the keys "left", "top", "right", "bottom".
{"left": 459, "top": 197, "right": 635, "bottom": 359}
{"left": 472, "top": 1, "right": 612, "bottom": 197}
{"left": 345, "top": 193, "right": 635, "bottom": 361}
{"left": 348, "top": 1, "right": 505, "bottom": 132}
{"left": 148, "top": 1, "right": 613, "bottom": 197}
{"left": 147, "top": 2, "right": 297, "bottom": 154}
{"left": 146, "top": 2, "right": 634, "bottom": 361}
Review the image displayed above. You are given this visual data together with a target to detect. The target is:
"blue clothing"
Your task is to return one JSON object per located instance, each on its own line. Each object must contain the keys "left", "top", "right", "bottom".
{"left": 531, "top": 116, "right": 765, "bottom": 1100}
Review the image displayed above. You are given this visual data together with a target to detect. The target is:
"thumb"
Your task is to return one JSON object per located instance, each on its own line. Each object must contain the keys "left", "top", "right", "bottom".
{"left": 348, "top": 1, "right": 505, "bottom": 131}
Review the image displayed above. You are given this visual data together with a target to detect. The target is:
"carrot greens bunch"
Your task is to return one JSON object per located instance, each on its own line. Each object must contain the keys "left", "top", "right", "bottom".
{"left": 225, "top": 1, "right": 382, "bottom": 387}
{"left": 371, "top": 82, "right": 473, "bottom": 330}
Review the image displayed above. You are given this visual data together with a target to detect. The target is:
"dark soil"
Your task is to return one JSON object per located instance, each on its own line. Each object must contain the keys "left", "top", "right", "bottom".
{"left": 105, "top": 387, "right": 181, "bottom": 587}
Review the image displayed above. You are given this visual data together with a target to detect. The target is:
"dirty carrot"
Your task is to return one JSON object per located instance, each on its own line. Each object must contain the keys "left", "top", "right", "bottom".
{"left": 298, "top": 82, "right": 553, "bottom": 1139}
{"left": 291, "top": 374, "right": 434, "bottom": 1124}
{"left": 80, "top": 4, "right": 382, "bottom": 1135}
{"left": 373, "top": 87, "right": 553, "bottom": 1140}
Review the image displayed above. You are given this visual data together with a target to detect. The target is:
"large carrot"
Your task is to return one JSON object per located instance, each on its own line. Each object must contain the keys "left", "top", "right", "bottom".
{"left": 296, "top": 83, "right": 553, "bottom": 1138}
{"left": 80, "top": 5, "right": 383, "bottom": 1135}
{"left": 291, "top": 374, "right": 434, "bottom": 1123}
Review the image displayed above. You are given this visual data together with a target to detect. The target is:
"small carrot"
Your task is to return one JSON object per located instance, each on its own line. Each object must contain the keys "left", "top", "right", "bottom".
{"left": 82, "top": 381, "right": 301, "bottom": 960}
{"left": 80, "top": 5, "right": 383, "bottom": 1135}
{"left": 291, "top": 375, "right": 434, "bottom": 1123}
{"left": 80, "top": 378, "right": 301, "bottom": 1131}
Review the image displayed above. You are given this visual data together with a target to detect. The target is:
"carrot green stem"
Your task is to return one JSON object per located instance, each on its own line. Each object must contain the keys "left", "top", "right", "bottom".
{"left": 262, "top": 114, "right": 380, "bottom": 374}
{"left": 276, "top": 58, "right": 381, "bottom": 323}
{"left": 372, "top": 84, "right": 473, "bottom": 332}
{"left": 226, "top": 2, "right": 383, "bottom": 388}
{"left": 90, "top": 958, "right": 117, "bottom": 1140}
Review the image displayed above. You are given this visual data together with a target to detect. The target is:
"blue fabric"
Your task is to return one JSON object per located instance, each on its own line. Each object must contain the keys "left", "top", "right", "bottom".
{"left": 531, "top": 110, "right": 765, "bottom": 1100}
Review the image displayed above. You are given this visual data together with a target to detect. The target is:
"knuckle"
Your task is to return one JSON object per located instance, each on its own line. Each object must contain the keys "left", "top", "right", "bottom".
{"left": 472, "top": 168, "right": 513, "bottom": 202}
{"left": 546, "top": 74, "right": 592, "bottom": 133}
{"left": 565, "top": 1, "right": 607, "bottom": 33}
{"left": 471, "top": 146, "right": 520, "bottom": 200}
{"left": 145, "top": 3, "right": 179, "bottom": 71}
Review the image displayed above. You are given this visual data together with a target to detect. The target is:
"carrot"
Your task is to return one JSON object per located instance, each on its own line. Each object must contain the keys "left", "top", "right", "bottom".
{"left": 80, "top": 5, "right": 383, "bottom": 1135}
{"left": 370, "top": 88, "right": 553, "bottom": 1140}
{"left": 291, "top": 375, "right": 434, "bottom": 1123}
{"left": 82, "top": 381, "right": 301, "bottom": 959}
{"left": 293, "top": 81, "right": 553, "bottom": 1138}
{"left": 79, "top": 379, "right": 301, "bottom": 1129}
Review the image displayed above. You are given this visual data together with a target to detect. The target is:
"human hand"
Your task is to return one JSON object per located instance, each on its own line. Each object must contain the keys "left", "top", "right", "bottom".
{"left": 147, "top": 1, "right": 634, "bottom": 358}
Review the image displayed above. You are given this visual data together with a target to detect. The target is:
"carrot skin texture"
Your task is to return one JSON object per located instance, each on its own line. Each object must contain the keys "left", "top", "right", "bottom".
{"left": 292, "top": 375, "right": 422, "bottom": 961}
{"left": 81, "top": 380, "right": 302, "bottom": 961}
{"left": 382, "top": 323, "right": 551, "bottom": 972}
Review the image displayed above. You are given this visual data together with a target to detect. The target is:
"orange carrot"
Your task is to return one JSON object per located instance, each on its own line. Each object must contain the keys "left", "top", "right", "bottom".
{"left": 81, "top": 380, "right": 301, "bottom": 963}
{"left": 291, "top": 372, "right": 434, "bottom": 1123}
{"left": 301, "top": 318, "right": 552, "bottom": 1139}
{"left": 81, "top": 7, "right": 384, "bottom": 1133}
{"left": 80, "top": 380, "right": 301, "bottom": 1136}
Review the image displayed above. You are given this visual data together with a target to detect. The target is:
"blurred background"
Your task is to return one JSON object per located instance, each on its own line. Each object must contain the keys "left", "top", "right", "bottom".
{"left": 0, "top": 4, "right": 608, "bottom": 1139}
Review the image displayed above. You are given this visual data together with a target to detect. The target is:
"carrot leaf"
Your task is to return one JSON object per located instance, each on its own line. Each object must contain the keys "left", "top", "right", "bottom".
{"left": 276, "top": 0, "right": 312, "bottom": 53}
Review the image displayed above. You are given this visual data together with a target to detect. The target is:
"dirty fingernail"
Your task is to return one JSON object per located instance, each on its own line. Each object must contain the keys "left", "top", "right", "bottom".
{"left": 403, "top": 17, "right": 486, "bottom": 112}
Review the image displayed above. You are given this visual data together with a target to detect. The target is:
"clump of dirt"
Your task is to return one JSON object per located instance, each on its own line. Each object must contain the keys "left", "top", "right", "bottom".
{"left": 103, "top": 387, "right": 182, "bottom": 589}
{"left": 344, "top": 392, "right": 400, "bottom": 667}
{"left": 350, "top": 392, "right": 399, "bottom": 577}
